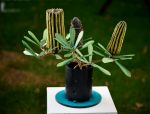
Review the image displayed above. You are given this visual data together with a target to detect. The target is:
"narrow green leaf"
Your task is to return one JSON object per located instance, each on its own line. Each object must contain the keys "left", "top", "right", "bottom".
{"left": 115, "top": 61, "right": 131, "bottom": 77}
{"left": 118, "top": 54, "right": 135, "bottom": 57}
{"left": 74, "top": 31, "right": 84, "bottom": 48}
{"left": 98, "top": 43, "right": 111, "bottom": 56}
{"left": 88, "top": 44, "right": 93, "bottom": 63}
{"left": 102, "top": 57, "right": 115, "bottom": 63}
{"left": 66, "top": 33, "right": 70, "bottom": 40}
{"left": 22, "top": 40, "right": 32, "bottom": 50}
{"left": 23, "top": 49, "right": 33, "bottom": 56}
{"left": 75, "top": 49, "right": 83, "bottom": 57}
{"left": 22, "top": 40, "right": 37, "bottom": 57}
{"left": 70, "top": 28, "right": 75, "bottom": 47}
{"left": 76, "top": 55, "right": 89, "bottom": 64}
{"left": 64, "top": 53, "right": 72, "bottom": 58}
{"left": 57, "top": 58, "right": 73, "bottom": 67}
{"left": 42, "top": 29, "right": 48, "bottom": 41}
{"left": 114, "top": 54, "right": 135, "bottom": 58}
{"left": 55, "top": 33, "right": 69, "bottom": 47}
{"left": 47, "top": 48, "right": 53, "bottom": 53}
{"left": 40, "top": 39, "right": 46, "bottom": 48}
{"left": 28, "top": 31, "right": 40, "bottom": 45}
{"left": 55, "top": 54, "right": 63, "bottom": 60}
{"left": 92, "top": 63, "right": 111, "bottom": 76}
{"left": 75, "top": 49, "right": 88, "bottom": 62}
{"left": 23, "top": 48, "right": 39, "bottom": 58}
{"left": 95, "top": 45, "right": 102, "bottom": 50}
{"left": 39, "top": 51, "right": 46, "bottom": 57}
{"left": 97, "top": 43, "right": 107, "bottom": 51}
{"left": 120, "top": 57, "right": 132, "bottom": 60}
{"left": 40, "top": 29, "right": 48, "bottom": 48}
{"left": 62, "top": 46, "right": 72, "bottom": 50}
{"left": 82, "top": 54, "right": 92, "bottom": 58}
{"left": 83, "top": 37, "right": 92, "bottom": 42}
{"left": 24, "top": 36, "right": 39, "bottom": 46}
{"left": 93, "top": 50, "right": 105, "bottom": 57}
{"left": 82, "top": 40, "right": 94, "bottom": 49}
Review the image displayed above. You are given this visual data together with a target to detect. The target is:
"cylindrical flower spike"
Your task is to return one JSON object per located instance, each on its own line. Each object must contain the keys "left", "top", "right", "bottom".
{"left": 46, "top": 8, "right": 65, "bottom": 53}
{"left": 107, "top": 21, "right": 127, "bottom": 55}
{"left": 70, "top": 17, "right": 83, "bottom": 46}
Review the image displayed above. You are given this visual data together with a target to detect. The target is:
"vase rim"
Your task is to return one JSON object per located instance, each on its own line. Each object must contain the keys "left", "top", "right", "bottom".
{"left": 66, "top": 62, "right": 93, "bottom": 71}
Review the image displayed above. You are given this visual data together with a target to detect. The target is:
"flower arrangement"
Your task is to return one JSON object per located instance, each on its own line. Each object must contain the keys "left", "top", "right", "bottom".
{"left": 22, "top": 8, "right": 134, "bottom": 77}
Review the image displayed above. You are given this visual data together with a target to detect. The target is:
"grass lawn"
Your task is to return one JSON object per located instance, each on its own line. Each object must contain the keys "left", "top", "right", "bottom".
{"left": 0, "top": 0, "right": 150, "bottom": 114}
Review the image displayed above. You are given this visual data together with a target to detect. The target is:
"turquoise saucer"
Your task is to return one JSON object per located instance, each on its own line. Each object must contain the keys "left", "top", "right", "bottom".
{"left": 55, "top": 90, "right": 102, "bottom": 108}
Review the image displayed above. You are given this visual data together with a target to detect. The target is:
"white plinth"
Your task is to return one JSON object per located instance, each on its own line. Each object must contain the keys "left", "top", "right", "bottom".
{"left": 47, "top": 86, "right": 117, "bottom": 114}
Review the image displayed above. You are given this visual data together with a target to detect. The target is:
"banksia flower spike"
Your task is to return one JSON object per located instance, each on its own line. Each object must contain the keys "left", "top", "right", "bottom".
{"left": 46, "top": 8, "right": 65, "bottom": 53}
{"left": 70, "top": 17, "right": 83, "bottom": 46}
{"left": 107, "top": 21, "right": 127, "bottom": 55}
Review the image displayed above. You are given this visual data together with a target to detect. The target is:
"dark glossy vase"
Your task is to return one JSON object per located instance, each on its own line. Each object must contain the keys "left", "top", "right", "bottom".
{"left": 65, "top": 62, "right": 93, "bottom": 102}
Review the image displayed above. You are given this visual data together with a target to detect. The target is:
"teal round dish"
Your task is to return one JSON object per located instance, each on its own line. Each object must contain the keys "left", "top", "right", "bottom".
{"left": 55, "top": 90, "right": 102, "bottom": 108}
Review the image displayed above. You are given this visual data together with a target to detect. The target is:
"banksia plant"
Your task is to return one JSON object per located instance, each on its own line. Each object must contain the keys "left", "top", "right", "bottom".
{"left": 21, "top": 8, "right": 134, "bottom": 77}
{"left": 107, "top": 21, "right": 127, "bottom": 55}
{"left": 46, "top": 8, "right": 65, "bottom": 53}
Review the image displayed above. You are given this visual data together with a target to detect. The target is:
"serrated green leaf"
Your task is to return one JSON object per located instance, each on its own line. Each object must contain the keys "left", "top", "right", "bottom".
{"left": 88, "top": 44, "right": 93, "bottom": 63}
{"left": 55, "top": 33, "right": 69, "bottom": 47}
{"left": 92, "top": 63, "right": 111, "bottom": 76}
{"left": 64, "top": 53, "right": 72, "bottom": 58}
{"left": 28, "top": 31, "right": 40, "bottom": 45}
{"left": 24, "top": 36, "right": 39, "bottom": 46}
{"left": 74, "top": 31, "right": 84, "bottom": 48}
{"left": 102, "top": 57, "right": 115, "bottom": 63}
{"left": 115, "top": 61, "right": 131, "bottom": 77}
{"left": 93, "top": 50, "right": 105, "bottom": 57}
{"left": 82, "top": 40, "right": 94, "bottom": 49}
{"left": 55, "top": 54, "right": 63, "bottom": 60}
{"left": 98, "top": 43, "right": 111, "bottom": 56}
{"left": 57, "top": 58, "right": 73, "bottom": 67}
{"left": 70, "top": 28, "right": 75, "bottom": 47}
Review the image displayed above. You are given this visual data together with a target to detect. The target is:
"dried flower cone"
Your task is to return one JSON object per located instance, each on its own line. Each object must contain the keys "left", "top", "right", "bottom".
{"left": 70, "top": 17, "right": 83, "bottom": 46}
{"left": 46, "top": 8, "right": 65, "bottom": 53}
{"left": 107, "top": 21, "right": 127, "bottom": 55}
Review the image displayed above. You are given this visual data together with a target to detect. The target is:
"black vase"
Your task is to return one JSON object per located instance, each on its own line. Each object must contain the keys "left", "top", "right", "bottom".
{"left": 65, "top": 62, "right": 93, "bottom": 102}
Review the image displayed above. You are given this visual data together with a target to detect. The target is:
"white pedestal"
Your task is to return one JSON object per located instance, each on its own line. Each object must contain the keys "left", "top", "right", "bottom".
{"left": 47, "top": 86, "right": 117, "bottom": 114}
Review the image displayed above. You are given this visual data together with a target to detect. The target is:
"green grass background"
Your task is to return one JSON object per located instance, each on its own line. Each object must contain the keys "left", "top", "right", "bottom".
{"left": 0, "top": 0, "right": 150, "bottom": 114}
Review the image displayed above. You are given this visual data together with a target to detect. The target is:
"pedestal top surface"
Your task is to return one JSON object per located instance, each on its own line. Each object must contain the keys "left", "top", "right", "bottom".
{"left": 47, "top": 86, "right": 117, "bottom": 114}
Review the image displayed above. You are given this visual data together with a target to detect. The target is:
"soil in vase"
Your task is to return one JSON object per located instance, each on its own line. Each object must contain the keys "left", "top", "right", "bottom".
{"left": 65, "top": 62, "right": 93, "bottom": 102}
